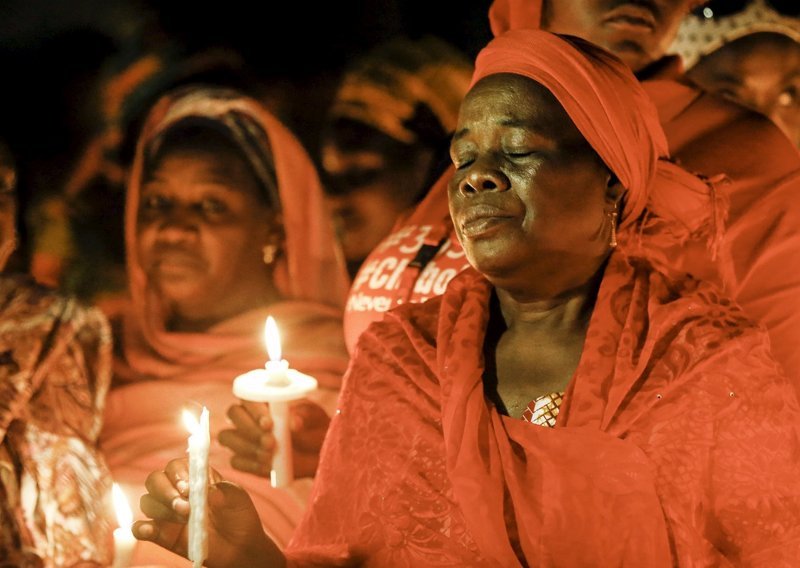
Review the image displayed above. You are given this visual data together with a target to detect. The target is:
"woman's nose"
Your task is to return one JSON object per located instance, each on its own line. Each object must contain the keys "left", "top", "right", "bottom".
{"left": 157, "top": 206, "right": 200, "bottom": 240}
{"left": 458, "top": 163, "right": 510, "bottom": 194}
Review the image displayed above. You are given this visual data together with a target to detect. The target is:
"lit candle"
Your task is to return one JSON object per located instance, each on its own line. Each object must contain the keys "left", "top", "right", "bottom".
{"left": 233, "top": 316, "right": 317, "bottom": 488}
{"left": 264, "top": 316, "right": 290, "bottom": 387}
{"left": 111, "top": 483, "right": 136, "bottom": 568}
{"left": 183, "top": 407, "right": 210, "bottom": 568}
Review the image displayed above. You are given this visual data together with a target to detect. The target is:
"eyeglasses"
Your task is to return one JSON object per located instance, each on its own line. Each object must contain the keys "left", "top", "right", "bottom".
{"left": 692, "top": 0, "right": 799, "bottom": 19}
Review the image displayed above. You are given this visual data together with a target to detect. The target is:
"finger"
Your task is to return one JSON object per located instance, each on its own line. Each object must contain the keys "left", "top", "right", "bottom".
{"left": 226, "top": 403, "right": 264, "bottom": 441}
{"left": 292, "top": 425, "right": 329, "bottom": 453}
{"left": 230, "top": 454, "right": 272, "bottom": 477}
{"left": 242, "top": 400, "right": 273, "bottom": 430}
{"left": 208, "top": 481, "right": 265, "bottom": 531}
{"left": 140, "top": 493, "right": 188, "bottom": 523}
{"left": 144, "top": 468, "right": 186, "bottom": 506}
{"left": 289, "top": 401, "right": 328, "bottom": 432}
{"left": 132, "top": 519, "right": 188, "bottom": 558}
{"left": 218, "top": 428, "right": 261, "bottom": 459}
{"left": 162, "top": 459, "right": 191, "bottom": 496}
{"left": 292, "top": 450, "right": 321, "bottom": 479}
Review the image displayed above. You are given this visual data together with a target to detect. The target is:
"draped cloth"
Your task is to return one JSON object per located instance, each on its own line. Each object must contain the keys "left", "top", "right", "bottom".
{"left": 0, "top": 275, "right": 114, "bottom": 567}
{"left": 482, "top": 0, "right": 800, "bottom": 394}
{"left": 99, "top": 87, "right": 350, "bottom": 559}
{"left": 292, "top": 29, "right": 800, "bottom": 566}
{"left": 288, "top": 254, "right": 800, "bottom": 567}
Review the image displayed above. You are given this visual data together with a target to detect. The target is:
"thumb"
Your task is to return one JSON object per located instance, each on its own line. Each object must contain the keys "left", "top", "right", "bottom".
{"left": 207, "top": 481, "right": 268, "bottom": 551}
{"left": 208, "top": 480, "right": 257, "bottom": 513}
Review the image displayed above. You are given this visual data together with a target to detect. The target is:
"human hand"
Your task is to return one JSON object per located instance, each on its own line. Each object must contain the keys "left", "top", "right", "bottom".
{"left": 133, "top": 458, "right": 285, "bottom": 568}
{"left": 291, "top": 400, "right": 332, "bottom": 478}
{"left": 218, "top": 399, "right": 331, "bottom": 479}
{"left": 219, "top": 400, "right": 274, "bottom": 478}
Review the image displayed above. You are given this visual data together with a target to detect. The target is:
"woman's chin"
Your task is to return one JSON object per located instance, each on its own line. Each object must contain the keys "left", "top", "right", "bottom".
{"left": 465, "top": 250, "right": 516, "bottom": 279}
{"left": 153, "top": 281, "right": 208, "bottom": 310}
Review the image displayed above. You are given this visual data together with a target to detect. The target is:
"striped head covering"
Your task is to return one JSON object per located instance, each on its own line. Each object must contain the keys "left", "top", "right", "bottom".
{"left": 328, "top": 35, "right": 473, "bottom": 146}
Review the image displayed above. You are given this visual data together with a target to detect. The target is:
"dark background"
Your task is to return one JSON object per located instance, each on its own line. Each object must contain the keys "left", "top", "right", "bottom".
{"left": 0, "top": 0, "right": 493, "bottom": 255}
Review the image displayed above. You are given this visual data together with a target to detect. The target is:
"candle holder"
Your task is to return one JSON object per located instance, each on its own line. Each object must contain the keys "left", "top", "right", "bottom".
{"left": 232, "top": 316, "right": 318, "bottom": 488}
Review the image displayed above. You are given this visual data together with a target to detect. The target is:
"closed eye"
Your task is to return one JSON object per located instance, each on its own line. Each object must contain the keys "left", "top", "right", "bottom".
{"left": 453, "top": 158, "right": 474, "bottom": 171}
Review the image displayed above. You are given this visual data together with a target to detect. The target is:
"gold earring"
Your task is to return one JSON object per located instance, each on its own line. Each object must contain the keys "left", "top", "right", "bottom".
{"left": 608, "top": 207, "right": 618, "bottom": 248}
{"left": 262, "top": 244, "right": 278, "bottom": 265}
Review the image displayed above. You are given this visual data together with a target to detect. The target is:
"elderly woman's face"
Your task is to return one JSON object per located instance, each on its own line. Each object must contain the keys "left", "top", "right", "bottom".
{"left": 449, "top": 74, "right": 615, "bottom": 288}
{"left": 136, "top": 148, "right": 278, "bottom": 327}
{"left": 686, "top": 33, "right": 800, "bottom": 149}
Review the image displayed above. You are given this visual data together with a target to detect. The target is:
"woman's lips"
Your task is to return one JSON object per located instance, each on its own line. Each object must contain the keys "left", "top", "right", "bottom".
{"left": 150, "top": 251, "right": 205, "bottom": 278}
{"left": 458, "top": 204, "right": 514, "bottom": 238}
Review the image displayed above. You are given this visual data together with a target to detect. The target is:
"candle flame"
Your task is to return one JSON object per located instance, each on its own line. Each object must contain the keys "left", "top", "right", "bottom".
{"left": 112, "top": 483, "right": 133, "bottom": 528}
{"left": 264, "top": 316, "right": 282, "bottom": 362}
{"left": 182, "top": 409, "right": 199, "bottom": 434}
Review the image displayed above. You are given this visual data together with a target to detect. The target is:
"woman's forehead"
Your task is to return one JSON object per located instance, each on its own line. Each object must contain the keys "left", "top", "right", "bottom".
{"left": 461, "top": 74, "right": 582, "bottom": 139}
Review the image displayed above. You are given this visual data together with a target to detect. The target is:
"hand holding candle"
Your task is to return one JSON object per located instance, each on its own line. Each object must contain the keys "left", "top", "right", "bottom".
{"left": 233, "top": 316, "right": 317, "bottom": 488}
{"left": 183, "top": 407, "right": 210, "bottom": 568}
{"left": 111, "top": 483, "right": 136, "bottom": 568}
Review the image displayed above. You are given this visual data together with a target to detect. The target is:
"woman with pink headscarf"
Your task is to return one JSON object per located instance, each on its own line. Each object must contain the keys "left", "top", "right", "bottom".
{"left": 99, "top": 85, "right": 350, "bottom": 563}
{"left": 134, "top": 32, "right": 800, "bottom": 567}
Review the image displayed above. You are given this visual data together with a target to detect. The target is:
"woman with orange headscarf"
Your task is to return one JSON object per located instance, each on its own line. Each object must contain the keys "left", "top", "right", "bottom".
{"left": 344, "top": 0, "right": 800, "bottom": 399}
{"left": 133, "top": 31, "right": 800, "bottom": 567}
{"left": 99, "top": 85, "right": 350, "bottom": 562}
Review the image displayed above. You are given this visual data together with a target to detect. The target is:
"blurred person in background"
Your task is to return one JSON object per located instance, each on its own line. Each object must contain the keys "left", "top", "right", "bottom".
{"left": 0, "top": 137, "right": 115, "bottom": 567}
{"left": 29, "top": 44, "right": 264, "bottom": 317}
{"left": 319, "top": 35, "right": 473, "bottom": 279}
{"left": 671, "top": 0, "right": 800, "bottom": 148}
{"left": 99, "top": 85, "right": 350, "bottom": 564}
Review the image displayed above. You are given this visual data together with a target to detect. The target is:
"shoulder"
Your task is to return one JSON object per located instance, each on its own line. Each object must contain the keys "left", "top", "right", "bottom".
{"left": 639, "top": 258, "right": 761, "bottom": 337}
{"left": 676, "top": 83, "right": 799, "bottom": 176}
{"left": 0, "top": 274, "right": 111, "bottom": 345}
{"left": 635, "top": 259, "right": 782, "bottom": 383}
{"left": 353, "top": 294, "right": 444, "bottom": 364}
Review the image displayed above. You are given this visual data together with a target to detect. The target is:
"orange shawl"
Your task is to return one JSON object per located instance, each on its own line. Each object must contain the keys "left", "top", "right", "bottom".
{"left": 289, "top": 252, "right": 800, "bottom": 566}
{"left": 485, "top": 0, "right": 800, "bottom": 393}
{"left": 100, "top": 87, "right": 350, "bottom": 553}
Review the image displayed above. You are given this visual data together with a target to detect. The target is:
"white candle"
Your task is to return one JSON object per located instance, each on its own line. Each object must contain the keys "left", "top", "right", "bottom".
{"left": 183, "top": 407, "right": 210, "bottom": 568}
{"left": 232, "top": 316, "right": 317, "bottom": 488}
{"left": 111, "top": 483, "right": 136, "bottom": 568}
